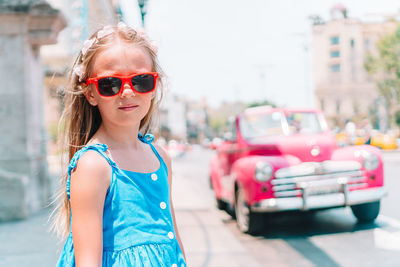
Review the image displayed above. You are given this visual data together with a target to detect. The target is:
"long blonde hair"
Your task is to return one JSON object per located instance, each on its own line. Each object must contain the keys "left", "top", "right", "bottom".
{"left": 50, "top": 24, "right": 164, "bottom": 239}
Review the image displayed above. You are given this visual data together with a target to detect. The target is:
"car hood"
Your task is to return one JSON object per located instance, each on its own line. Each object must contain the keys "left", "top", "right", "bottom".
{"left": 245, "top": 133, "right": 336, "bottom": 162}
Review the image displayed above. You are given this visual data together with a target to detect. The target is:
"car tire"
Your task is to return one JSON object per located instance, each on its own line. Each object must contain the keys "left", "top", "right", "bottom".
{"left": 351, "top": 201, "right": 380, "bottom": 223}
{"left": 216, "top": 198, "right": 227, "bottom": 211}
{"left": 235, "top": 187, "right": 263, "bottom": 234}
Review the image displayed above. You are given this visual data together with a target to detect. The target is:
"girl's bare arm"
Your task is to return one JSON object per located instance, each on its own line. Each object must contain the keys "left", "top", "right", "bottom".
{"left": 69, "top": 151, "right": 111, "bottom": 267}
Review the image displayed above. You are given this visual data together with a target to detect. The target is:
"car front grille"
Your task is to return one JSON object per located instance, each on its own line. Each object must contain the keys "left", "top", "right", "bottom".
{"left": 271, "top": 161, "right": 367, "bottom": 198}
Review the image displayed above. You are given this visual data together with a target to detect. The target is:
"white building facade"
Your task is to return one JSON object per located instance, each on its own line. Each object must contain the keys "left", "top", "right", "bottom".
{"left": 312, "top": 15, "right": 397, "bottom": 127}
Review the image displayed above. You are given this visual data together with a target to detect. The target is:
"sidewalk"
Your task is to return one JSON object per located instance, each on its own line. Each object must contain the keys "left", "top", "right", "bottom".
{"left": 0, "top": 151, "right": 259, "bottom": 267}
{"left": 172, "top": 168, "right": 260, "bottom": 267}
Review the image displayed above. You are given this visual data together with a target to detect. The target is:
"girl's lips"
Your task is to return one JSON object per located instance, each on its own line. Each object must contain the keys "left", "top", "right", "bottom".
{"left": 118, "top": 105, "right": 138, "bottom": 111}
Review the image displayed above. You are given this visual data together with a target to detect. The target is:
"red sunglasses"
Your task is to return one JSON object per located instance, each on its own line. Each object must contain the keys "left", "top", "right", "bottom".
{"left": 85, "top": 72, "right": 159, "bottom": 97}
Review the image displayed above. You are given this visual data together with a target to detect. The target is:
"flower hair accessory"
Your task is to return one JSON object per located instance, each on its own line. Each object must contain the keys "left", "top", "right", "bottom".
{"left": 73, "top": 64, "right": 84, "bottom": 82}
{"left": 81, "top": 38, "right": 96, "bottom": 55}
{"left": 117, "top": 21, "right": 128, "bottom": 30}
{"left": 97, "top": 25, "right": 114, "bottom": 39}
{"left": 81, "top": 25, "right": 114, "bottom": 56}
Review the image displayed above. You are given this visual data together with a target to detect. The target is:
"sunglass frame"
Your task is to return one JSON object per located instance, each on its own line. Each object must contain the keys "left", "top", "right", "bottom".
{"left": 85, "top": 72, "right": 159, "bottom": 97}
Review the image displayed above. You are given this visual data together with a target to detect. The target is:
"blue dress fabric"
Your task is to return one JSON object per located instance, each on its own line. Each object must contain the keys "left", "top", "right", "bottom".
{"left": 57, "top": 134, "right": 186, "bottom": 267}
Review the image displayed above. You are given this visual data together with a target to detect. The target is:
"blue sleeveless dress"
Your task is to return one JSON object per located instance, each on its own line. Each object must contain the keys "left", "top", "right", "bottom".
{"left": 56, "top": 134, "right": 186, "bottom": 267}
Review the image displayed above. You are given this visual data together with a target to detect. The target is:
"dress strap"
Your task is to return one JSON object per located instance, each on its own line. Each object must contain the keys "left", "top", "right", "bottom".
{"left": 66, "top": 144, "right": 116, "bottom": 199}
{"left": 138, "top": 133, "right": 167, "bottom": 169}
{"left": 138, "top": 133, "right": 154, "bottom": 144}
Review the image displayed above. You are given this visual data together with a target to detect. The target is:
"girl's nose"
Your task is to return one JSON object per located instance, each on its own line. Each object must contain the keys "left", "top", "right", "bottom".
{"left": 120, "top": 82, "right": 135, "bottom": 97}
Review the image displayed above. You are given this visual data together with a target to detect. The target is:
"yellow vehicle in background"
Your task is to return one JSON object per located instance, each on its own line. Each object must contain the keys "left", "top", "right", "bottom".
{"left": 335, "top": 132, "right": 366, "bottom": 147}
{"left": 370, "top": 132, "right": 398, "bottom": 150}
{"left": 336, "top": 131, "right": 398, "bottom": 150}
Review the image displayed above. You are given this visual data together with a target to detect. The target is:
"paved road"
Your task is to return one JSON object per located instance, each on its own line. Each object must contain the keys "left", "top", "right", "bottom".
{"left": 173, "top": 147, "right": 400, "bottom": 267}
{"left": 1, "top": 147, "right": 399, "bottom": 266}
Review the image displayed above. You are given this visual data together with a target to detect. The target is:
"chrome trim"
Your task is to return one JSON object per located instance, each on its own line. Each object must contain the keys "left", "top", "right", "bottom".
{"left": 272, "top": 184, "right": 297, "bottom": 191}
{"left": 251, "top": 187, "right": 387, "bottom": 212}
{"left": 271, "top": 171, "right": 363, "bottom": 185}
{"left": 274, "top": 190, "right": 302, "bottom": 197}
{"left": 275, "top": 160, "right": 361, "bottom": 179}
{"left": 348, "top": 182, "right": 368, "bottom": 188}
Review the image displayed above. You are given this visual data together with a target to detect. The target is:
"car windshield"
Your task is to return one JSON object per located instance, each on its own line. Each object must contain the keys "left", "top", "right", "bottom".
{"left": 240, "top": 112, "right": 285, "bottom": 139}
{"left": 286, "top": 112, "right": 323, "bottom": 134}
{"left": 240, "top": 111, "right": 324, "bottom": 139}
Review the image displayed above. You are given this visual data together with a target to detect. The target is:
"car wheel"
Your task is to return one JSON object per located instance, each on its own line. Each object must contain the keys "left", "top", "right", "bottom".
{"left": 351, "top": 201, "right": 380, "bottom": 223}
{"left": 235, "top": 187, "right": 263, "bottom": 234}
{"left": 216, "top": 198, "right": 227, "bottom": 211}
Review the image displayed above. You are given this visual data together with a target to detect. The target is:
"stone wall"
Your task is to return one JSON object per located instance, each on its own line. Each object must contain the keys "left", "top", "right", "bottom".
{"left": 0, "top": 0, "right": 66, "bottom": 221}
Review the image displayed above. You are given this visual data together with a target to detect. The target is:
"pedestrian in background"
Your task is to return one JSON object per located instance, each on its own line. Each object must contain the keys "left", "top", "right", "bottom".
{"left": 345, "top": 118, "right": 357, "bottom": 145}
{"left": 51, "top": 22, "right": 186, "bottom": 267}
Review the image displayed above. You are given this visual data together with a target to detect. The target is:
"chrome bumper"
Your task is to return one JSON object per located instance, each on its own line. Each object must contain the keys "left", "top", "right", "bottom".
{"left": 251, "top": 187, "right": 387, "bottom": 212}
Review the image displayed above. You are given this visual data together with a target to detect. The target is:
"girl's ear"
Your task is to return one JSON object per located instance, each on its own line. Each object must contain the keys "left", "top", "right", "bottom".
{"left": 83, "top": 85, "right": 98, "bottom": 106}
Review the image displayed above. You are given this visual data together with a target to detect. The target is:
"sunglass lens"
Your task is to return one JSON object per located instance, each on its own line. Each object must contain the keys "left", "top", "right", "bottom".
{"left": 98, "top": 77, "right": 122, "bottom": 96}
{"left": 131, "top": 74, "right": 155, "bottom": 93}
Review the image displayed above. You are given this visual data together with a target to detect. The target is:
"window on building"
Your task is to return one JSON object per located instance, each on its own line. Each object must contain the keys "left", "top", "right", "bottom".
{"left": 330, "top": 50, "right": 340, "bottom": 58}
{"left": 320, "top": 99, "right": 325, "bottom": 111}
{"left": 330, "top": 36, "right": 340, "bottom": 45}
{"left": 336, "top": 100, "right": 341, "bottom": 114}
{"left": 353, "top": 100, "right": 359, "bottom": 115}
{"left": 330, "top": 64, "right": 341, "bottom": 72}
{"left": 350, "top": 39, "right": 355, "bottom": 48}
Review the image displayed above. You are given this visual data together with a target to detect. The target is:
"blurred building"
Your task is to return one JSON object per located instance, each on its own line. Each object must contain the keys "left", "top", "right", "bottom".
{"left": 185, "top": 98, "right": 210, "bottom": 143}
{"left": 158, "top": 93, "right": 187, "bottom": 141}
{"left": 312, "top": 5, "right": 398, "bottom": 127}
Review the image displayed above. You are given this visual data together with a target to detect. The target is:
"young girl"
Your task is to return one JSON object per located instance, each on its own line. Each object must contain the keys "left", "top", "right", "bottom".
{"left": 52, "top": 22, "right": 186, "bottom": 266}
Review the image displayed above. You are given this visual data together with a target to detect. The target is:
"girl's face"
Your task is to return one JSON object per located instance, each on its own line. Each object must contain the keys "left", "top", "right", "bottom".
{"left": 85, "top": 43, "right": 155, "bottom": 128}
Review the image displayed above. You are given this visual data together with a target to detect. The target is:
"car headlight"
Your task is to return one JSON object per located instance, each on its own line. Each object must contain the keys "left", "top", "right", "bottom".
{"left": 355, "top": 150, "right": 379, "bottom": 171}
{"left": 255, "top": 161, "right": 273, "bottom": 181}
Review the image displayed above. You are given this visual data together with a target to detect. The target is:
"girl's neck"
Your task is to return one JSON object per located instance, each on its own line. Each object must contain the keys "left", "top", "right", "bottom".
{"left": 94, "top": 122, "right": 142, "bottom": 149}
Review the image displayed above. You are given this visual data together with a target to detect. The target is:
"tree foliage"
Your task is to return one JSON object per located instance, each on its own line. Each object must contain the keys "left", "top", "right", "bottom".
{"left": 247, "top": 99, "right": 276, "bottom": 108}
{"left": 364, "top": 25, "right": 400, "bottom": 127}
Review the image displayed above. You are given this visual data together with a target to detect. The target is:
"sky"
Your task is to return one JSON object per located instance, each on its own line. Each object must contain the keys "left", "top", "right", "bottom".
{"left": 120, "top": 0, "right": 400, "bottom": 108}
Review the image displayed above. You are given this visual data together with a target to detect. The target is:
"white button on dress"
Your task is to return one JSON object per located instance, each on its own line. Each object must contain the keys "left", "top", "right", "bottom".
{"left": 151, "top": 173, "right": 158, "bottom": 181}
{"left": 160, "top": 202, "right": 167, "bottom": 209}
{"left": 168, "top": 231, "right": 174, "bottom": 239}
{"left": 171, "top": 264, "right": 177, "bottom": 267}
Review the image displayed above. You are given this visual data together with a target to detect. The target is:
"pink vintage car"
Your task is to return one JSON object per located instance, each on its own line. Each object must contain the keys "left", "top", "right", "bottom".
{"left": 209, "top": 106, "right": 386, "bottom": 234}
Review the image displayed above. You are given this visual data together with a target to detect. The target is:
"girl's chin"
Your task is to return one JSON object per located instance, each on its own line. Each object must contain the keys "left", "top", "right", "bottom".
{"left": 112, "top": 117, "right": 146, "bottom": 128}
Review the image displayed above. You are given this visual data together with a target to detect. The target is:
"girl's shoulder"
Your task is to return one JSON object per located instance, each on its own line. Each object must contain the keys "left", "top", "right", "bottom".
{"left": 69, "top": 143, "right": 113, "bottom": 174}
{"left": 72, "top": 148, "right": 112, "bottom": 174}
{"left": 67, "top": 144, "right": 113, "bottom": 200}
